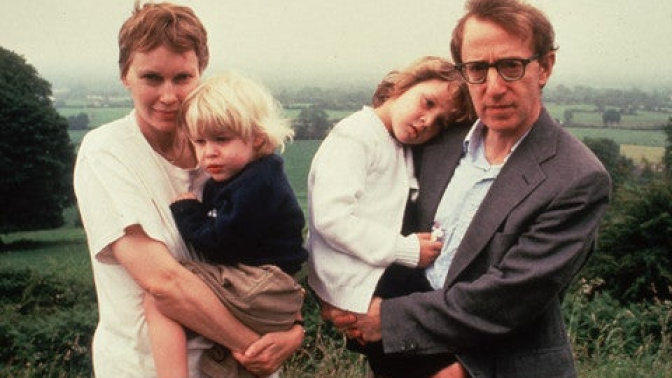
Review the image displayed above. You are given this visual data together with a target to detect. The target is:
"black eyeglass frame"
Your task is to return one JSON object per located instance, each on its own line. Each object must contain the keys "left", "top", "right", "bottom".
{"left": 456, "top": 54, "right": 540, "bottom": 84}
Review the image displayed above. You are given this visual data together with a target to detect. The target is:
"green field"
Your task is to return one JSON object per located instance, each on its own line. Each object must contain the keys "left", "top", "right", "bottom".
{"left": 565, "top": 127, "right": 666, "bottom": 147}
{"left": 58, "top": 106, "right": 132, "bottom": 129}
{"left": 545, "top": 103, "right": 671, "bottom": 128}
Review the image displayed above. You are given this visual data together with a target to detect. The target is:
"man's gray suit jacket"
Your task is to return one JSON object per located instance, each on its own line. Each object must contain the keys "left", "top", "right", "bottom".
{"left": 381, "top": 108, "right": 611, "bottom": 378}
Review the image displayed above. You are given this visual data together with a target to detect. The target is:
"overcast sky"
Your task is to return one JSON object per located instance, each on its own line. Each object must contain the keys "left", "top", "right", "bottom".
{"left": 2, "top": 0, "right": 672, "bottom": 90}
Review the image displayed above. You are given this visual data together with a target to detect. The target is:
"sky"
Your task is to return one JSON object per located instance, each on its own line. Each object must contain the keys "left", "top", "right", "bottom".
{"left": 1, "top": 0, "right": 672, "bottom": 91}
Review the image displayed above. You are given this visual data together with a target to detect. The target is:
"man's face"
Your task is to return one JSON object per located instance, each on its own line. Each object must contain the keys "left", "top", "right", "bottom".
{"left": 461, "top": 17, "right": 553, "bottom": 136}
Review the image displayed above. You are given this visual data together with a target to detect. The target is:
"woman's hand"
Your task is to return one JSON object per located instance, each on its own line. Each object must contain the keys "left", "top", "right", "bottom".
{"left": 232, "top": 324, "right": 304, "bottom": 376}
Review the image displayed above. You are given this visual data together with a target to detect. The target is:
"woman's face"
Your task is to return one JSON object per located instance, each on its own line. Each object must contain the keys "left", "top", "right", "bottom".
{"left": 122, "top": 45, "right": 201, "bottom": 136}
{"left": 377, "top": 79, "right": 455, "bottom": 145}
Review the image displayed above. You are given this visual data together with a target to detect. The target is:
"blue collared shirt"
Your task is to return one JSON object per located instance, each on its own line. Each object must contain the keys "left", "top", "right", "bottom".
{"left": 425, "top": 121, "right": 528, "bottom": 289}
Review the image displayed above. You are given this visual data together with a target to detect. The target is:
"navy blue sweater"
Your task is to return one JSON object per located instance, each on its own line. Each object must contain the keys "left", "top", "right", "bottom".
{"left": 170, "top": 154, "right": 307, "bottom": 274}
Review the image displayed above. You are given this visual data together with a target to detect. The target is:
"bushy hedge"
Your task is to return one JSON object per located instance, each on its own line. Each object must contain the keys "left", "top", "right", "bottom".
{"left": 583, "top": 180, "right": 672, "bottom": 303}
{"left": 2, "top": 268, "right": 670, "bottom": 377}
{"left": 563, "top": 279, "right": 672, "bottom": 376}
{"left": 565, "top": 279, "right": 672, "bottom": 358}
{"left": 0, "top": 268, "right": 97, "bottom": 377}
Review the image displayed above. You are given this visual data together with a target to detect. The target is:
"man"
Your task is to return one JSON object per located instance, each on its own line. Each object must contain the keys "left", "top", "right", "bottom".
{"left": 325, "top": 0, "right": 611, "bottom": 376}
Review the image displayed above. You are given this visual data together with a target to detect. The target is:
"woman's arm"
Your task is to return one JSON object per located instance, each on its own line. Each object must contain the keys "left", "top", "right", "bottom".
{"left": 112, "top": 226, "right": 303, "bottom": 375}
{"left": 111, "top": 225, "right": 259, "bottom": 352}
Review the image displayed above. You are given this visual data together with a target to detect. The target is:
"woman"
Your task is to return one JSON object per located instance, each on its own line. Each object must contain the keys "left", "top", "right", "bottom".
{"left": 74, "top": 3, "right": 303, "bottom": 377}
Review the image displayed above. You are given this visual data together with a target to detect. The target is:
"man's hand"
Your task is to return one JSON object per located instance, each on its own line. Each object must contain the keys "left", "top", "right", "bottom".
{"left": 320, "top": 297, "right": 384, "bottom": 342}
{"left": 319, "top": 298, "right": 361, "bottom": 339}
{"left": 355, "top": 297, "right": 383, "bottom": 342}
{"left": 232, "top": 325, "right": 304, "bottom": 376}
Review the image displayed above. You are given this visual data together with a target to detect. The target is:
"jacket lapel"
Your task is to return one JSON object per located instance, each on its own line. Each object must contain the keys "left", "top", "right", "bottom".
{"left": 443, "top": 109, "right": 559, "bottom": 288}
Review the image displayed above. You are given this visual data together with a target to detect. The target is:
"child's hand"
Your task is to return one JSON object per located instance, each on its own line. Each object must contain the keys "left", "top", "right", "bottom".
{"left": 172, "top": 192, "right": 197, "bottom": 203}
{"left": 416, "top": 232, "right": 442, "bottom": 268}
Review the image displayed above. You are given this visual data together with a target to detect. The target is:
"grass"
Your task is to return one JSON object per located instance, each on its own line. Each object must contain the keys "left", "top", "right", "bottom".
{"left": 0, "top": 208, "right": 91, "bottom": 284}
{"left": 281, "top": 140, "right": 321, "bottom": 212}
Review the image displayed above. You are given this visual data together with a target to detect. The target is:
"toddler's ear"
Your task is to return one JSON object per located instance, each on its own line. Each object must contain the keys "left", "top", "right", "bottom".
{"left": 253, "top": 134, "right": 267, "bottom": 149}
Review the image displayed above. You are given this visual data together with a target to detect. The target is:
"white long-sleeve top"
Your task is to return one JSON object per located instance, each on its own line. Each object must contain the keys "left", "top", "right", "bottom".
{"left": 306, "top": 106, "right": 420, "bottom": 313}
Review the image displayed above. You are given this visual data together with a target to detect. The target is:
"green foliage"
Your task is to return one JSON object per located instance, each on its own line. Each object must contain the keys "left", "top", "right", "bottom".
{"left": 583, "top": 137, "right": 635, "bottom": 189}
{"left": 0, "top": 268, "right": 96, "bottom": 377}
{"left": 564, "top": 281, "right": 672, "bottom": 377}
{"left": 2, "top": 224, "right": 672, "bottom": 376}
{"left": 664, "top": 117, "right": 672, "bottom": 178}
{"left": 0, "top": 46, "right": 75, "bottom": 234}
{"left": 66, "top": 112, "right": 89, "bottom": 130}
{"left": 602, "top": 108, "right": 622, "bottom": 126}
{"left": 586, "top": 180, "right": 672, "bottom": 303}
{"left": 563, "top": 109, "right": 574, "bottom": 125}
{"left": 292, "top": 105, "right": 332, "bottom": 140}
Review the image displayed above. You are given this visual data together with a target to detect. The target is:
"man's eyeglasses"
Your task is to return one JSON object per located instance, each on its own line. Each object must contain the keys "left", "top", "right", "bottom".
{"left": 457, "top": 54, "right": 539, "bottom": 84}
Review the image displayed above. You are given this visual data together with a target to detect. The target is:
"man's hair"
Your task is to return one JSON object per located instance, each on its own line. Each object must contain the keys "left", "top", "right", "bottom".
{"left": 118, "top": 1, "right": 209, "bottom": 78}
{"left": 450, "top": 0, "right": 557, "bottom": 64}
{"left": 372, "top": 56, "right": 475, "bottom": 125}
{"left": 179, "top": 72, "right": 294, "bottom": 155}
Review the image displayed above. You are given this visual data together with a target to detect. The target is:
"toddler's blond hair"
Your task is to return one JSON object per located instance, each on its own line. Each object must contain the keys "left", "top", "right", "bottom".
{"left": 180, "top": 72, "right": 293, "bottom": 155}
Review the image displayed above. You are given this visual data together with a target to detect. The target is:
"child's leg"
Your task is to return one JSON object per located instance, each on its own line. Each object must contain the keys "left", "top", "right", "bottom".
{"left": 144, "top": 293, "right": 188, "bottom": 378}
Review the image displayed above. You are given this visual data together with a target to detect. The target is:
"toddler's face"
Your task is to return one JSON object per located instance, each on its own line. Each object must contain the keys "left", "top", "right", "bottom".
{"left": 191, "top": 131, "right": 257, "bottom": 181}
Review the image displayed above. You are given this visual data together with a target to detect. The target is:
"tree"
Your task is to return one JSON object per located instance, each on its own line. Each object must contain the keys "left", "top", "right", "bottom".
{"left": 584, "top": 181, "right": 672, "bottom": 303}
{"left": 0, "top": 46, "right": 75, "bottom": 236}
{"left": 67, "top": 112, "right": 89, "bottom": 130}
{"left": 293, "top": 105, "right": 331, "bottom": 140}
{"left": 601, "top": 109, "right": 621, "bottom": 127}
{"left": 664, "top": 117, "right": 672, "bottom": 179}
{"left": 563, "top": 109, "right": 574, "bottom": 125}
{"left": 582, "top": 137, "right": 635, "bottom": 190}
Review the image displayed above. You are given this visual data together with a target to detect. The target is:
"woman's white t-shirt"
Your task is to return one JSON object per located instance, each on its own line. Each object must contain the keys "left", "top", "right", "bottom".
{"left": 74, "top": 111, "right": 209, "bottom": 377}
